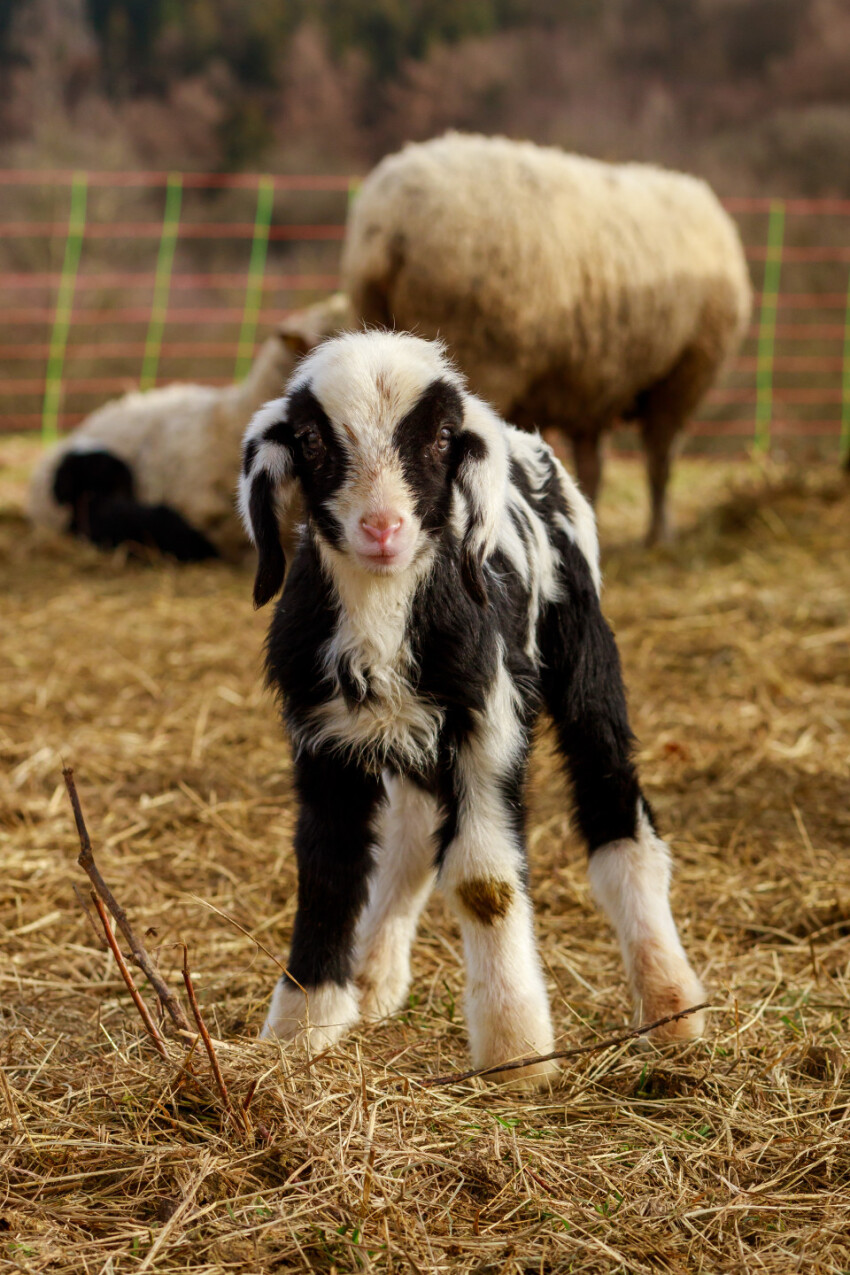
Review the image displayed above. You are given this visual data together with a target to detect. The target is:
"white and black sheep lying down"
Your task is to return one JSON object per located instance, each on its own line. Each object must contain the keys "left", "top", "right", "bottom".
{"left": 240, "top": 331, "right": 705, "bottom": 1085}
{"left": 27, "top": 294, "right": 351, "bottom": 562}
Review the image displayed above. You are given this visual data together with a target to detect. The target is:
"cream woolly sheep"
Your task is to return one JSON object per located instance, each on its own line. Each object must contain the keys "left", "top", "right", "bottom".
{"left": 342, "top": 132, "right": 752, "bottom": 542}
{"left": 27, "top": 293, "right": 352, "bottom": 561}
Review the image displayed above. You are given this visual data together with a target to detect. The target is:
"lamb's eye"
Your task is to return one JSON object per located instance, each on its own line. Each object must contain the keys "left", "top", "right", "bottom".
{"left": 432, "top": 425, "right": 453, "bottom": 456}
{"left": 298, "top": 425, "right": 324, "bottom": 461}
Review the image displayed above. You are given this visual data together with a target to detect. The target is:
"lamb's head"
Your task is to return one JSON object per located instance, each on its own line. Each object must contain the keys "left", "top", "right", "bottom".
{"left": 238, "top": 331, "right": 509, "bottom": 608}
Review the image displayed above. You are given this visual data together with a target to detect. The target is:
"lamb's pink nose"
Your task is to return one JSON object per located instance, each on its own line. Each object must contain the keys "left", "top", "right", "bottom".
{"left": 360, "top": 512, "right": 403, "bottom": 546}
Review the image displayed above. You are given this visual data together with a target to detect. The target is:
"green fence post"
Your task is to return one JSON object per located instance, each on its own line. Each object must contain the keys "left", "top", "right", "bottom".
{"left": 41, "top": 173, "right": 87, "bottom": 443}
{"left": 140, "top": 172, "right": 182, "bottom": 391}
{"left": 234, "top": 175, "right": 275, "bottom": 381}
{"left": 841, "top": 266, "right": 850, "bottom": 467}
{"left": 754, "top": 200, "right": 785, "bottom": 453}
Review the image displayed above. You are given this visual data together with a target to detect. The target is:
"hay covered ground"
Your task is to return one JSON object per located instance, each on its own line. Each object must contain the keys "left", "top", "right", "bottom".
{"left": 1, "top": 438, "right": 848, "bottom": 1274}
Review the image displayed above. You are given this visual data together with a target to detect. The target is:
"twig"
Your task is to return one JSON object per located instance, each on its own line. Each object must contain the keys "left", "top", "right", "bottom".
{"left": 90, "top": 892, "right": 170, "bottom": 1061}
{"left": 422, "top": 1002, "right": 711, "bottom": 1087}
{"left": 63, "top": 765, "right": 192, "bottom": 1036}
{"left": 181, "top": 945, "right": 246, "bottom": 1135}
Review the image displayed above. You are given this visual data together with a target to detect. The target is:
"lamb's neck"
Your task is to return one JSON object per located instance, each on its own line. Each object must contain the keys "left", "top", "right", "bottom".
{"left": 332, "top": 567, "right": 417, "bottom": 669}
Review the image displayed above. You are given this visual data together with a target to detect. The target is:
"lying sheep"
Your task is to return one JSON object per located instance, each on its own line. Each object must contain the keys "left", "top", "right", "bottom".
{"left": 239, "top": 329, "right": 705, "bottom": 1084}
{"left": 27, "top": 293, "right": 351, "bottom": 561}
{"left": 342, "top": 132, "right": 752, "bottom": 542}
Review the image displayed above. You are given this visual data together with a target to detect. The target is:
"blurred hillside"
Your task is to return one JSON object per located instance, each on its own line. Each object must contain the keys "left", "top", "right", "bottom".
{"left": 1, "top": 0, "right": 849, "bottom": 193}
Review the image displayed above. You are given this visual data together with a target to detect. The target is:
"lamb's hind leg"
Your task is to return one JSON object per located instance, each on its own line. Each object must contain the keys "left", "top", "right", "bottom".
{"left": 586, "top": 805, "right": 706, "bottom": 1039}
{"left": 541, "top": 554, "right": 705, "bottom": 1039}
{"left": 353, "top": 775, "right": 439, "bottom": 1020}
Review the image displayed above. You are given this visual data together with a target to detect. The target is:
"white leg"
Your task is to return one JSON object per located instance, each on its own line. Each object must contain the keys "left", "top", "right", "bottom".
{"left": 440, "top": 663, "right": 557, "bottom": 1088}
{"left": 260, "top": 980, "right": 359, "bottom": 1049}
{"left": 353, "top": 775, "right": 438, "bottom": 1020}
{"left": 587, "top": 803, "right": 706, "bottom": 1040}
{"left": 443, "top": 870, "right": 556, "bottom": 1087}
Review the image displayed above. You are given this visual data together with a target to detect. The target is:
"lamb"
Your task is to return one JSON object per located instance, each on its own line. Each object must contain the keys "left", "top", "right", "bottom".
{"left": 238, "top": 329, "right": 705, "bottom": 1084}
{"left": 341, "top": 132, "right": 752, "bottom": 543}
{"left": 27, "top": 293, "right": 352, "bottom": 561}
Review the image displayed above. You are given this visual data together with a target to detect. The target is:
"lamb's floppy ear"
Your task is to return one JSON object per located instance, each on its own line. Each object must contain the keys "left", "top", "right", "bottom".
{"left": 237, "top": 398, "right": 298, "bottom": 608}
{"left": 454, "top": 398, "right": 510, "bottom": 608}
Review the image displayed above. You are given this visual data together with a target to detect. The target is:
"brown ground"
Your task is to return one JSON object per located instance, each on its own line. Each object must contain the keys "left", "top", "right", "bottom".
{"left": 1, "top": 440, "right": 848, "bottom": 1273}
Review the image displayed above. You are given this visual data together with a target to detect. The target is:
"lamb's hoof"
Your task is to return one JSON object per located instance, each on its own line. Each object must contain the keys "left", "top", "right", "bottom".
{"left": 640, "top": 969, "right": 707, "bottom": 1043}
{"left": 260, "top": 980, "right": 359, "bottom": 1050}
{"left": 356, "top": 972, "right": 406, "bottom": 1024}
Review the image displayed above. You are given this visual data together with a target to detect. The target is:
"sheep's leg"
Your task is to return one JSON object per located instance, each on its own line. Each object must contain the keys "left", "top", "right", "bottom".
{"left": 353, "top": 775, "right": 439, "bottom": 1020}
{"left": 640, "top": 416, "right": 679, "bottom": 546}
{"left": 541, "top": 580, "right": 705, "bottom": 1040}
{"left": 571, "top": 430, "right": 602, "bottom": 505}
{"left": 639, "top": 343, "right": 717, "bottom": 544}
{"left": 261, "top": 753, "right": 384, "bottom": 1048}
{"left": 438, "top": 668, "right": 557, "bottom": 1088}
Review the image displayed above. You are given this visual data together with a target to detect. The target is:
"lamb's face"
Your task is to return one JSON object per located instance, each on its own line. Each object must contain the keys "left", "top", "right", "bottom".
{"left": 288, "top": 339, "right": 468, "bottom": 575}
{"left": 240, "top": 331, "right": 508, "bottom": 608}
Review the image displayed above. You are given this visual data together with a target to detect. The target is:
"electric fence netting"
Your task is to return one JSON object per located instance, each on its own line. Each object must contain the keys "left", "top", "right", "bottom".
{"left": 1, "top": 171, "right": 848, "bottom": 462}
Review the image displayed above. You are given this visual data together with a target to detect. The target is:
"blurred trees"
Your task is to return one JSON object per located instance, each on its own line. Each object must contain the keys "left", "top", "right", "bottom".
{"left": 0, "top": 0, "right": 848, "bottom": 194}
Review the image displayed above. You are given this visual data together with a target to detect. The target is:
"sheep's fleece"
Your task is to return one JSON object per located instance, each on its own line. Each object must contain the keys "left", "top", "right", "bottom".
{"left": 27, "top": 294, "right": 351, "bottom": 559}
{"left": 342, "top": 132, "right": 752, "bottom": 537}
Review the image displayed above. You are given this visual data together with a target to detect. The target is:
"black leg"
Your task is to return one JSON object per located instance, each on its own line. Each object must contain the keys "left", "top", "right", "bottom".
{"left": 261, "top": 751, "right": 385, "bottom": 1043}
{"left": 539, "top": 541, "right": 705, "bottom": 1038}
{"left": 539, "top": 540, "right": 642, "bottom": 851}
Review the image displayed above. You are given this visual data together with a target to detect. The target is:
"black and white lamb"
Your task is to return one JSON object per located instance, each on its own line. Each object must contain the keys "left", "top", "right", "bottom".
{"left": 239, "top": 330, "right": 705, "bottom": 1085}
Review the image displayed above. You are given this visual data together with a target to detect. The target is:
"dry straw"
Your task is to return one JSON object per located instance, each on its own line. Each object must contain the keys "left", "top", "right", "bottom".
{"left": 1, "top": 447, "right": 848, "bottom": 1272}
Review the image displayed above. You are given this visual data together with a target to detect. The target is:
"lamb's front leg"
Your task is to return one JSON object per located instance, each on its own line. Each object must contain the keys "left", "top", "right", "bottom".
{"left": 261, "top": 752, "right": 384, "bottom": 1048}
{"left": 354, "top": 775, "right": 439, "bottom": 1020}
{"left": 438, "top": 673, "right": 557, "bottom": 1087}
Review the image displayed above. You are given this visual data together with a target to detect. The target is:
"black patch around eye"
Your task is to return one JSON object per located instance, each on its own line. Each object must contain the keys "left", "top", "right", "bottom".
{"left": 393, "top": 379, "right": 465, "bottom": 526}
{"left": 286, "top": 384, "right": 347, "bottom": 548}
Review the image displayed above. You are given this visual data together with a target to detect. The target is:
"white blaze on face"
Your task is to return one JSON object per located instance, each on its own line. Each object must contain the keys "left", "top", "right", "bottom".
{"left": 291, "top": 332, "right": 462, "bottom": 574}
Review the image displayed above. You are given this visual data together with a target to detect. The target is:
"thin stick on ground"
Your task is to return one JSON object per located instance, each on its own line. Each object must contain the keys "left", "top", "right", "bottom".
{"left": 423, "top": 1002, "right": 711, "bottom": 1086}
{"left": 181, "top": 944, "right": 246, "bottom": 1135}
{"left": 63, "top": 765, "right": 192, "bottom": 1036}
{"left": 90, "top": 891, "right": 170, "bottom": 1062}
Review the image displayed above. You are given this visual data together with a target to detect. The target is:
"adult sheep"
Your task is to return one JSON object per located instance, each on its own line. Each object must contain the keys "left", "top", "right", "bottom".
{"left": 342, "top": 132, "right": 752, "bottom": 542}
{"left": 27, "top": 293, "right": 352, "bottom": 561}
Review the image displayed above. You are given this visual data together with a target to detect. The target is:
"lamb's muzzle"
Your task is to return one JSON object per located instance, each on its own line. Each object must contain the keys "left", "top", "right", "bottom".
{"left": 239, "top": 330, "right": 705, "bottom": 1086}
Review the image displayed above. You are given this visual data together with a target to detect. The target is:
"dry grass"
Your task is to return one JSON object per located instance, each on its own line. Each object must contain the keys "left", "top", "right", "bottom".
{"left": 1, "top": 439, "right": 848, "bottom": 1274}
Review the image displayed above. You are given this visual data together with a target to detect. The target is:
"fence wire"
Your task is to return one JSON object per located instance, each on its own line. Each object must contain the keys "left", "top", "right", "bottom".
{"left": 1, "top": 171, "right": 848, "bottom": 461}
